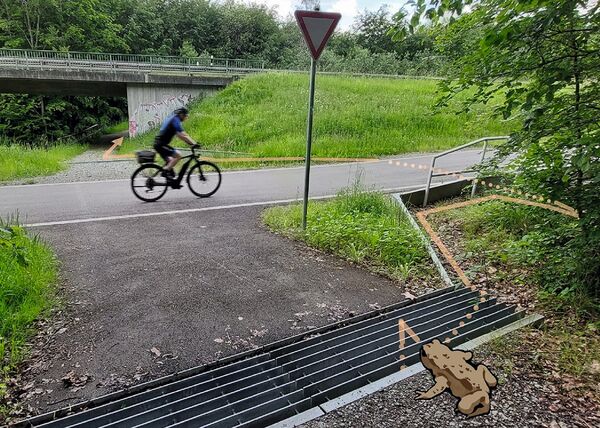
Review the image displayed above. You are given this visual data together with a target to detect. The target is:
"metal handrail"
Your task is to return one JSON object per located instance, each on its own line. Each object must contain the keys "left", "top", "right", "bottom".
{"left": 422, "top": 136, "right": 510, "bottom": 207}
{"left": 0, "top": 49, "right": 266, "bottom": 74}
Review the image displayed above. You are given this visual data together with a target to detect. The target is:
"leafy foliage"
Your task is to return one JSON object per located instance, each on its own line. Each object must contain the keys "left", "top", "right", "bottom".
{"left": 0, "top": 0, "right": 454, "bottom": 145}
{"left": 441, "top": 200, "right": 593, "bottom": 296}
{"left": 402, "top": 0, "right": 600, "bottom": 297}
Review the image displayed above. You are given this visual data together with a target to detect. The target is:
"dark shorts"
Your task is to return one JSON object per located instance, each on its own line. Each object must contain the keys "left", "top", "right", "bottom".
{"left": 154, "top": 143, "right": 177, "bottom": 162}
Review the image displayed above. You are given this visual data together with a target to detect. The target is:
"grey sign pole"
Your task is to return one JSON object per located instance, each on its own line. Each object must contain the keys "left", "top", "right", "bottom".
{"left": 302, "top": 58, "right": 318, "bottom": 230}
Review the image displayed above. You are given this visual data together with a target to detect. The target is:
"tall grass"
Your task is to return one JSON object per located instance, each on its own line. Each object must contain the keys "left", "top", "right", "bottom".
{"left": 432, "top": 200, "right": 597, "bottom": 300}
{"left": 262, "top": 188, "right": 432, "bottom": 281}
{"left": 0, "top": 222, "right": 57, "bottom": 367}
{"left": 122, "top": 73, "right": 514, "bottom": 157}
{"left": 0, "top": 144, "right": 85, "bottom": 182}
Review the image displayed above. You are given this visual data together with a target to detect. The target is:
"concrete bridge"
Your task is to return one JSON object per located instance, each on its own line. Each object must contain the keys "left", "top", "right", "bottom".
{"left": 0, "top": 49, "right": 265, "bottom": 136}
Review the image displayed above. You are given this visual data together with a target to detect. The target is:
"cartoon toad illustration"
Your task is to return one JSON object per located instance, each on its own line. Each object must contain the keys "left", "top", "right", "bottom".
{"left": 416, "top": 339, "right": 497, "bottom": 418}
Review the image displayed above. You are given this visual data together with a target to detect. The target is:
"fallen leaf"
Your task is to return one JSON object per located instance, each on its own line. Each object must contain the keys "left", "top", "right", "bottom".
{"left": 150, "top": 347, "right": 161, "bottom": 357}
{"left": 62, "top": 371, "right": 92, "bottom": 388}
{"left": 214, "top": 338, "right": 224, "bottom": 344}
{"left": 402, "top": 292, "right": 416, "bottom": 300}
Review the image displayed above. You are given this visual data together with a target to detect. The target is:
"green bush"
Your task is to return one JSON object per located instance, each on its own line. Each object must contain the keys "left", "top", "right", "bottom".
{"left": 438, "top": 200, "right": 599, "bottom": 300}
{"left": 262, "top": 189, "right": 431, "bottom": 281}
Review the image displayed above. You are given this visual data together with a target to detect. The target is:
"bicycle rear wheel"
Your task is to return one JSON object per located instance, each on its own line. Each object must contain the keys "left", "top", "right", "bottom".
{"left": 187, "top": 161, "right": 222, "bottom": 198}
{"left": 131, "top": 164, "right": 168, "bottom": 202}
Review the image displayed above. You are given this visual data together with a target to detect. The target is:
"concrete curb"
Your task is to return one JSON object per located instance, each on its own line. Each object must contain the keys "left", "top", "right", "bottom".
{"left": 392, "top": 192, "right": 456, "bottom": 288}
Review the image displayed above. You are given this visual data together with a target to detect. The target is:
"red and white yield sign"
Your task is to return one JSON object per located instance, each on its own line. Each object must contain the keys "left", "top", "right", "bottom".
{"left": 295, "top": 10, "right": 342, "bottom": 60}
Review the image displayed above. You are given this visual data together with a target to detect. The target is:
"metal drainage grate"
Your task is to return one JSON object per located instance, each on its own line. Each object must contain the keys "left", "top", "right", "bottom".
{"left": 21, "top": 286, "right": 525, "bottom": 428}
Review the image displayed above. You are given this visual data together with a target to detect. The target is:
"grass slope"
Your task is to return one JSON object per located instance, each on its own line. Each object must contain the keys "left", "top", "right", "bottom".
{"left": 0, "top": 144, "right": 86, "bottom": 182}
{"left": 123, "top": 73, "right": 513, "bottom": 158}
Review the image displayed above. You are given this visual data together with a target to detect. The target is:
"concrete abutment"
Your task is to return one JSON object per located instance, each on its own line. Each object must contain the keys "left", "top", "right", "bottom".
{"left": 126, "top": 84, "right": 218, "bottom": 137}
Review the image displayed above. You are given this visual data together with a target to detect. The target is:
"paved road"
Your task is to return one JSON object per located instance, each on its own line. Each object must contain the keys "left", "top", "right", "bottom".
{"left": 0, "top": 150, "right": 484, "bottom": 226}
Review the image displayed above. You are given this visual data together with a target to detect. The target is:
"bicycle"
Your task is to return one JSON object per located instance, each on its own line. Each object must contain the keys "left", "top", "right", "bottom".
{"left": 131, "top": 145, "right": 222, "bottom": 202}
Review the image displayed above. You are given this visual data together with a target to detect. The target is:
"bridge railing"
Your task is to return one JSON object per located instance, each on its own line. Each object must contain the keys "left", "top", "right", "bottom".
{"left": 0, "top": 49, "right": 266, "bottom": 74}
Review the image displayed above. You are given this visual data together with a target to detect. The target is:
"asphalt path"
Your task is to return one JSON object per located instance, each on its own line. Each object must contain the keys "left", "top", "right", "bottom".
{"left": 17, "top": 206, "right": 443, "bottom": 415}
{"left": 0, "top": 149, "right": 484, "bottom": 226}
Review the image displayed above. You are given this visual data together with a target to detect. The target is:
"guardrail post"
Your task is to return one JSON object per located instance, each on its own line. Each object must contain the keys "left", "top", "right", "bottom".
{"left": 226, "top": 59, "right": 229, "bottom": 74}
{"left": 423, "top": 157, "right": 436, "bottom": 207}
{"left": 471, "top": 139, "right": 489, "bottom": 198}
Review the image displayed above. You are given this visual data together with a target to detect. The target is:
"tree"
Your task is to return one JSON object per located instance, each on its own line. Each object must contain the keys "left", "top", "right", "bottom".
{"left": 404, "top": 0, "right": 600, "bottom": 296}
{"left": 354, "top": 7, "right": 397, "bottom": 54}
{"left": 297, "top": 0, "right": 320, "bottom": 10}
{"left": 180, "top": 40, "right": 199, "bottom": 58}
{"left": 0, "top": 0, "right": 55, "bottom": 49}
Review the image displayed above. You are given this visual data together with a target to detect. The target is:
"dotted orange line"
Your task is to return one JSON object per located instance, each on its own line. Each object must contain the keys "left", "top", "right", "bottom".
{"left": 398, "top": 291, "right": 489, "bottom": 366}
{"left": 387, "top": 159, "right": 578, "bottom": 217}
{"left": 102, "top": 153, "right": 379, "bottom": 163}
{"left": 418, "top": 195, "right": 578, "bottom": 291}
{"left": 416, "top": 211, "right": 473, "bottom": 287}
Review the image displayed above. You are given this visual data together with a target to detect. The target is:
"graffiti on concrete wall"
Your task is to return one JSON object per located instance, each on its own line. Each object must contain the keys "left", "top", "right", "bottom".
{"left": 129, "top": 93, "right": 193, "bottom": 137}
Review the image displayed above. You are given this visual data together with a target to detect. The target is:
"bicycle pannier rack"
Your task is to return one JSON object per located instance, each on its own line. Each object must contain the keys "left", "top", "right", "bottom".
{"left": 136, "top": 150, "right": 156, "bottom": 164}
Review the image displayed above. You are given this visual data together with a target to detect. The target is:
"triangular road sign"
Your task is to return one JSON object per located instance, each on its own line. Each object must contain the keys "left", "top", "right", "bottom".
{"left": 295, "top": 10, "right": 341, "bottom": 61}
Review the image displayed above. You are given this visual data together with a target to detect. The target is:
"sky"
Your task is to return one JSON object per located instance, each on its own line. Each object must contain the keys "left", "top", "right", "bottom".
{"left": 244, "top": 1, "right": 406, "bottom": 31}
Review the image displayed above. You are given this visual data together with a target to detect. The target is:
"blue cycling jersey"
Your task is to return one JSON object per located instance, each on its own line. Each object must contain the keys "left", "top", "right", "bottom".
{"left": 155, "top": 114, "right": 184, "bottom": 146}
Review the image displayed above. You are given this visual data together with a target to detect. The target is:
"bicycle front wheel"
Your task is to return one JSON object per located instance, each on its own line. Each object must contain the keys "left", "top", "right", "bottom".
{"left": 131, "top": 164, "right": 168, "bottom": 202}
{"left": 187, "top": 161, "right": 222, "bottom": 198}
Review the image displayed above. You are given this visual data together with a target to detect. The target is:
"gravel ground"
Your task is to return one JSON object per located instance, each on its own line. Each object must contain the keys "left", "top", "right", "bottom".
{"left": 302, "top": 339, "right": 582, "bottom": 428}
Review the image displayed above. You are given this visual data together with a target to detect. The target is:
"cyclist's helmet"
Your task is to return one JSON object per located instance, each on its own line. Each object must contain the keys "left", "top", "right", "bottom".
{"left": 174, "top": 107, "right": 189, "bottom": 116}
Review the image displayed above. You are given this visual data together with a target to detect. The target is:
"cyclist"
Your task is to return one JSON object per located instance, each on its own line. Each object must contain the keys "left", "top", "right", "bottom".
{"left": 154, "top": 107, "right": 198, "bottom": 178}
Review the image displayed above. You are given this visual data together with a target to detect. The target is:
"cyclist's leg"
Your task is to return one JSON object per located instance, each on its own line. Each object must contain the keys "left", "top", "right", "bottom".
{"left": 165, "top": 148, "right": 182, "bottom": 171}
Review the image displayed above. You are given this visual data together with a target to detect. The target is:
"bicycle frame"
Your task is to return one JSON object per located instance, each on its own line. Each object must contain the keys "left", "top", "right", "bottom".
{"left": 170, "top": 154, "right": 198, "bottom": 187}
{"left": 161, "top": 147, "right": 203, "bottom": 188}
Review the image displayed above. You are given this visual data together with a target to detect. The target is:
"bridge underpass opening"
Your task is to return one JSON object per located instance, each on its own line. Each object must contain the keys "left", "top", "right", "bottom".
{"left": 0, "top": 49, "right": 255, "bottom": 136}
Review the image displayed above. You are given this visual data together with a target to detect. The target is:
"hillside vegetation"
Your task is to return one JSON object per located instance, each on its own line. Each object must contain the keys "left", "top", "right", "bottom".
{"left": 123, "top": 73, "right": 513, "bottom": 158}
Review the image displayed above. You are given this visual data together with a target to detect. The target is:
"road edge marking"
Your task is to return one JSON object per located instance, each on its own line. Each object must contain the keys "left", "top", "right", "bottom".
{"left": 23, "top": 185, "right": 423, "bottom": 228}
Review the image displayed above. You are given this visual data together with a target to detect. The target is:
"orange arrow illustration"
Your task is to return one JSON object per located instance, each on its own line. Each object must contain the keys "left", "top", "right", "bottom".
{"left": 103, "top": 137, "right": 130, "bottom": 160}
{"left": 398, "top": 319, "right": 420, "bottom": 349}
